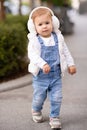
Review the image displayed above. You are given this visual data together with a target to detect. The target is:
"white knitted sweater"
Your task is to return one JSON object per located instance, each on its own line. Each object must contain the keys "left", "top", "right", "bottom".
{"left": 27, "top": 31, "right": 75, "bottom": 76}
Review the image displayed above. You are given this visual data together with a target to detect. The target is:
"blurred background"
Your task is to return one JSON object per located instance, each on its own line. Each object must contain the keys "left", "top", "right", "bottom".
{"left": 1, "top": 1, "right": 87, "bottom": 130}
{"left": 0, "top": 0, "right": 87, "bottom": 82}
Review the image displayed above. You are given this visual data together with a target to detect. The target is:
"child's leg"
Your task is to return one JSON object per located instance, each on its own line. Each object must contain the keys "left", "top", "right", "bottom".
{"left": 49, "top": 78, "right": 62, "bottom": 117}
{"left": 32, "top": 86, "right": 47, "bottom": 112}
{"left": 49, "top": 76, "right": 62, "bottom": 118}
{"left": 48, "top": 76, "right": 62, "bottom": 128}
{"left": 32, "top": 79, "right": 48, "bottom": 123}
{"left": 32, "top": 77, "right": 49, "bottom": 112}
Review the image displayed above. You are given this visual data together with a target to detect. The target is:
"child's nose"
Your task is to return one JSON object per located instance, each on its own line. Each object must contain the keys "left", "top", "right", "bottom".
{"left": 43, "top": 24, "right": 47, "bottom": 28}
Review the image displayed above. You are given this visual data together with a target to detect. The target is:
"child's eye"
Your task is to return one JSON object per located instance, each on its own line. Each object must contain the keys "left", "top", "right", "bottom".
{"left": 46, "top": 22, "right": 49, "bottom": 24}
{"left": 38, "top": 23, "right": 42, "bottom": 26}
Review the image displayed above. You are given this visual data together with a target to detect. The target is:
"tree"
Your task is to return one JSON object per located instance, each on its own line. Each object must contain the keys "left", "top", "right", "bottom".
{"left": 30, "top": 0, "right": 36, "bottom": 9}
{"left": 0, "top": 0, "right": 5, "bottom": 20}
{"left": 41, "top": 0, "right": 71, "bottom": 7}
{"left": 19, "top": 0, "right": 22, "bottom": 15}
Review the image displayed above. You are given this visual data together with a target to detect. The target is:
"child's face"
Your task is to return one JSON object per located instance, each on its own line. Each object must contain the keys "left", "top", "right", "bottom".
{"left": 34, "top": 14, "right": 53, "bottom": 37}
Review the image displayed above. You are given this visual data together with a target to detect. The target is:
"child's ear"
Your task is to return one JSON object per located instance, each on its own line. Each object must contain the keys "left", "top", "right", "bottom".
{"left": 27, "top": 19, "right": 37, "bottom": 34}
{"left": 52, "top": 15, "right": 60, "bottom": 32}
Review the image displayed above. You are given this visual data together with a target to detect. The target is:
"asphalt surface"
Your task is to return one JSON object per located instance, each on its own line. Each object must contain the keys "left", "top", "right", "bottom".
{"left": 0, "top": 11, "right": 87, "bottom": 130}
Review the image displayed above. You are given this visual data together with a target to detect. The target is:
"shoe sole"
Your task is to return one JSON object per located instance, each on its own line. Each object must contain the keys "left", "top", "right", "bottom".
{"left": 32, "top": 117, "right": 44, "bottom": 123}
{"left": 51, "top": 128, "right": 61, "bottom": 130}
{"left": 49, "top": 123, "right": 62, "bottom": 129}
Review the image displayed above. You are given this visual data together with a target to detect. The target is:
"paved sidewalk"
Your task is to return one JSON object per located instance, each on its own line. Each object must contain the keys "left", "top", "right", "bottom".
{"left": 0, "top": 74, "right": 32, "bottom": 92}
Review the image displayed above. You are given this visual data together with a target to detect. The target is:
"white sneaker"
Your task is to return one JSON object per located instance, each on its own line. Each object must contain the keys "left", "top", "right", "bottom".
{"left": 32, "top": 111, "right": 43, "bottom": 123}
{"left": 49, "top": 117, "right": 62, "bottom": 129}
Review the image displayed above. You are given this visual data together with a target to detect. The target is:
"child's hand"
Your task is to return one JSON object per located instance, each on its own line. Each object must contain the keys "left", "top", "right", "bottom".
{"left": 43, "top": 64, "right": 51, "bottom": 74}
{"left": 68, "top": 65, "right": 76, "bottom": 75}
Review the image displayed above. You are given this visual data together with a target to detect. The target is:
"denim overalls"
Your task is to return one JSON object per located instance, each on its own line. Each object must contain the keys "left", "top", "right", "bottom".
{"left": 32, "top": 32, "right": 62, "bottom": 118}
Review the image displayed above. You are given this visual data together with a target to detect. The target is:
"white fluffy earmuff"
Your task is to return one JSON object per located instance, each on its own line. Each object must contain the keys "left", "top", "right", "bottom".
{"left": 27, "top": 6, "right": 60, "bottom": 34}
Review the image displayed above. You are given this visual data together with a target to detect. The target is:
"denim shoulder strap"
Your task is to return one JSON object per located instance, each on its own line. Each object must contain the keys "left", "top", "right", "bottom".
{"left": 37, "top": 35, "right": 43, "bottom": 45}
{"left": 52, "top": 32, "right": 58, "bottom": 44}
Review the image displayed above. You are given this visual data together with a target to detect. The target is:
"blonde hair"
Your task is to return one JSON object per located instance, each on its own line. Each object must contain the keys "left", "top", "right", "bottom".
{"left": 31, "top": 8, "right": 52, "bottom": 22}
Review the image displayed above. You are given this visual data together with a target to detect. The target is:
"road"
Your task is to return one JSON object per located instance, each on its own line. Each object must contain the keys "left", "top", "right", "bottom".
{"left": 0, "top": 12, "right": 87, "bottom": 130}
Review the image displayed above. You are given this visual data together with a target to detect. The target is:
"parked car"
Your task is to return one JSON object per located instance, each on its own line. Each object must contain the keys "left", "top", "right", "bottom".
{"left": 53, "top": 6, "right": 74, "bottom": 34}
{"left": 79, "top": 0, "right": 87, "bottom": 14}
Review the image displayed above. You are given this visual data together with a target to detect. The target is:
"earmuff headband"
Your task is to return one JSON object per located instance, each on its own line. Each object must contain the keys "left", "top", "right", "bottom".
{"left": 29, "top": 6, "right": 54, "bottom": 19}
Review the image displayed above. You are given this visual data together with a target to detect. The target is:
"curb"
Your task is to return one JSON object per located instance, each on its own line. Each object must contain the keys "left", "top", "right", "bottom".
{"left": 0, "top": 74, "right": 32, "bottom": 93}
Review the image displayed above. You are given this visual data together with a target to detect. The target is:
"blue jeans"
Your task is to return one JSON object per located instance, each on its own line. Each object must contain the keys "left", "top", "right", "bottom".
{"left": 32, "top": 69, "right": 62, "bottom": 118}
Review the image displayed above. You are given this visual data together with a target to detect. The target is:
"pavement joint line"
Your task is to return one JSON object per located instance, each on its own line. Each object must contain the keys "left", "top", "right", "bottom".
{"left": 0, "top": 74, "right": 32, "bottom": 93}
